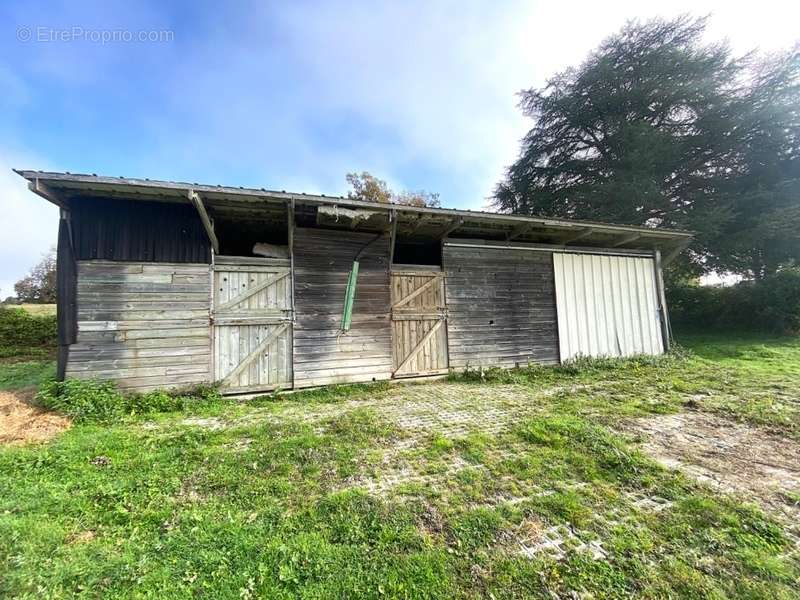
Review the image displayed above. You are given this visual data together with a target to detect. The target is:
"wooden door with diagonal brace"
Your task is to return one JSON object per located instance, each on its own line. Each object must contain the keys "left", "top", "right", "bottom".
{"left": 213, "top": 257, "right": 292, "bottom": 393}
{"left": 391, "top": 268, "right": 448, "bottom": 377}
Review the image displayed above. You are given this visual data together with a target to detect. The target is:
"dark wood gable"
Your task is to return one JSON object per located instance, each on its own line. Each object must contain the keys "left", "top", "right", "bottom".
{"left": 69, "top": 196, "right": 211, "bottom": 263}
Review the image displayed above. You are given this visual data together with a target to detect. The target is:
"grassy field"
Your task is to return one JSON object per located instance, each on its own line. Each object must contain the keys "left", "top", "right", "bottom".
{"left": 0, "top": 360, "right": 56, "bottom": 390}
{"left": 0, "top": 333, "right": 798, "bottom": 598}
{"left": 16, "top": 303, "right": 57, "bottom": 317}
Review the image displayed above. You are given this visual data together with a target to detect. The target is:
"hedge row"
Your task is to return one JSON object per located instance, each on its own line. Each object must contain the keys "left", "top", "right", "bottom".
{"left": 0, "top": 306, "right": 58, "bottom": 348}
{"left": 667, "top": 269, "right": 800, "bottom": 335}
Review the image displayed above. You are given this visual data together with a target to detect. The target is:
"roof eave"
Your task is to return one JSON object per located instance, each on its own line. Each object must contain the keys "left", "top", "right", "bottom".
{"left": 14, "top": 169, "right": 695, "bottom": 248}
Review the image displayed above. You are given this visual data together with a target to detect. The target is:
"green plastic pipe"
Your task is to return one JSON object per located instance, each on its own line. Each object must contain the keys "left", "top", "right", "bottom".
{"left": 341, "top": 260, "right": 359, "bottom": 331}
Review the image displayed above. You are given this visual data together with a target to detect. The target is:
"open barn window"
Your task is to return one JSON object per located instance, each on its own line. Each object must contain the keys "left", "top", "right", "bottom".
{"left": 393, "top": 239, "right": 442, "bottom": 266}
{"left": 215, "top": 218, "right": 288, "bottom": 257}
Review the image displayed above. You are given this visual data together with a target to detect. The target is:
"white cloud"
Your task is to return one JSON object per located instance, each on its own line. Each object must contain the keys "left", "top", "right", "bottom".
{"left": 269, "top": 2, "right": 537, "bottom": 206}
{"left": 0, "top": 152, "right": 59, "bottom": 298}
{"left": 141, "top": 0, "right": 799, "bottom": 208}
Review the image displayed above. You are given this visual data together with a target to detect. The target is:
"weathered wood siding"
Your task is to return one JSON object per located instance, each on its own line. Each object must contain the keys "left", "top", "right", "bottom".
{"left": 443, "top": 244, "right": 559, "bottom": 368}
{"left": 67, "top": 260, "right": 212, "bottom": 391}
{"left": 293, "top": 228, "right": 392, "bottom": 387}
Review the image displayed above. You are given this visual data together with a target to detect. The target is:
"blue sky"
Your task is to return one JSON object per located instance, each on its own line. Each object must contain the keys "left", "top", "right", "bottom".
{"left": 1, "top": 0, "right": 798, "bottom": 296}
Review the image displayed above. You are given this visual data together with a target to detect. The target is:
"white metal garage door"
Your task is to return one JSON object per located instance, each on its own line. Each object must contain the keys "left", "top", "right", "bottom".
{"left": 553, "top": 253, "right": 664, "bottom": 361}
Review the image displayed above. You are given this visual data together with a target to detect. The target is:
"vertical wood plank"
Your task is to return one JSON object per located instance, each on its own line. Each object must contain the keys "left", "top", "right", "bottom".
{"left": 390, "top": 270, "right": 448, "bottom": 376}
{"left": 211, "top": 260, "right": 293, "bottom": 392}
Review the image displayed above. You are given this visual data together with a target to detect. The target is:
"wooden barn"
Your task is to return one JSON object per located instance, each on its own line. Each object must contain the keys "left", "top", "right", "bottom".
{"left": 16, "top": 170, "right": 693, "bottom": 394}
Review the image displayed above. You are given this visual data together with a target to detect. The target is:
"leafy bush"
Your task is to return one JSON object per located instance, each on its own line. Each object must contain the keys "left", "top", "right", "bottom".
{"left": 669, "top": 269, "right": 800, "bottom": 335}
{"left": 751, "top": 269, "right": 800, "bottom": 335}
{"left": 36, "top": 378, "right": 222, "bottom": 423}
{"left": 0, "top": 305, "right": 57, "bottom": 349}
{"left": 36, "top": 379, "right": 124, "bottom": 422}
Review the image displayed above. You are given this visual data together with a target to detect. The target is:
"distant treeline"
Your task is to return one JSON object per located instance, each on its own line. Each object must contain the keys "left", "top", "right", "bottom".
{"left": 668, "top": 269, "right": 800, "bottom": 335}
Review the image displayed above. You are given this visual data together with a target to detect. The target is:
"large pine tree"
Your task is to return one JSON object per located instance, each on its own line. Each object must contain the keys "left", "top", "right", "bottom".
{"left": 495, "top": 16, "right": 799, "bottom": 278}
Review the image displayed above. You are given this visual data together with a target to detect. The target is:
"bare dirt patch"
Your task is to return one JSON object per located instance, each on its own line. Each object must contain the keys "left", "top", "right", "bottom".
{"left": 623, "top": 411, "right": 800, "bottom": 524}
{"left": 0, "top": 389, "right": 70, "bottom": 445}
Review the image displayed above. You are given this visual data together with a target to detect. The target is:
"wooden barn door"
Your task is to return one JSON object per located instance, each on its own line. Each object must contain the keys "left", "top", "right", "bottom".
{"left": 212, "top": 257, "right": 293, "bottom": 393}
{"left": 391, "top": 268, "right": 448, "bottom": 377}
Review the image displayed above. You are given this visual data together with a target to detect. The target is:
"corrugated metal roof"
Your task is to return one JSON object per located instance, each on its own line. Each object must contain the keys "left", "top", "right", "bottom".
{"left": 14, "top": 169, "right": 694, "bottom": 252}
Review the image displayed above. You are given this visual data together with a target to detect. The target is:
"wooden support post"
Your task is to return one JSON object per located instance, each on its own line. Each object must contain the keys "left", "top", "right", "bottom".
{"left": 188, "top": 190, "right": 220, "bottom": 254}
{"left": 288, "top": 199, "right": 296, "bottom": 323}
{"left": 60, "top": 207, "right": 74, "bottom": 247}
{"left": 388, "top": 209, "right": 397, "bottom": 265}
{"left": 611, "top": 232, "right": 641, "bottom": 247}
{"left": 653, "top": 250, "right": 671, "bottom": 352}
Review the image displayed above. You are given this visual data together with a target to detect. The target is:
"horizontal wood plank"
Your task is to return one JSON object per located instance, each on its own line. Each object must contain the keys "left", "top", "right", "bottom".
{"left": 70, "top": 260, "right": 212, "bottom": 390}
{"left": 443, "top": 246, "right": 559, "bottom": 370}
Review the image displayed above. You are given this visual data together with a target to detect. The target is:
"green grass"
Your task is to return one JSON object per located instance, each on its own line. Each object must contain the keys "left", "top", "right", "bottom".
{"left": 17, "top": 303, "right": 57, "bottom": 317}
{"left": 0, "top": 304, "right": 56, "bottom": 388}
{"left": 0, "top": 360, "right": 56, "bottom": 390}
{"left": 447, "top": 331, "right": 800, "bottom": 440}
{"left": 0, "top": 341, "right": 56, "bottom": 391}
{"left": 1, "top": 333, "right": 799, "bottom": 598}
